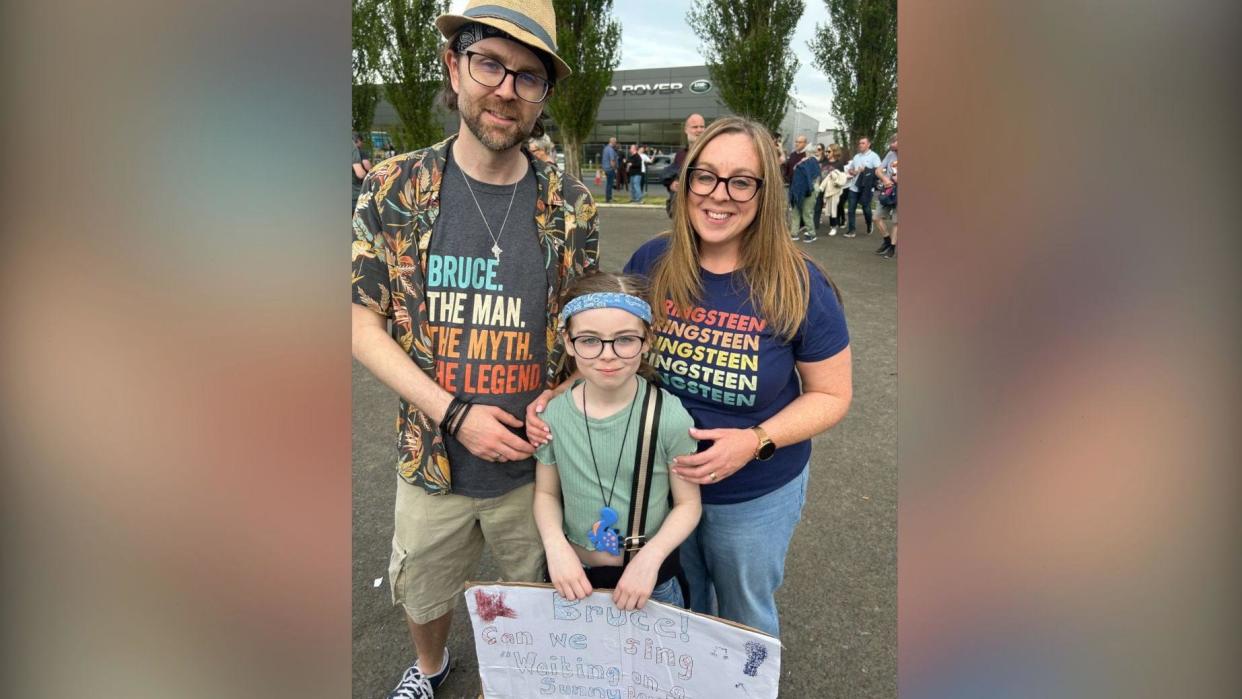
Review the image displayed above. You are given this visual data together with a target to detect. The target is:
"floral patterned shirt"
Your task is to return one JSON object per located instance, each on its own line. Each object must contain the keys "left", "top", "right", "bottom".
{"left": 352, "top": 135, "right": 600, "bottom": 494}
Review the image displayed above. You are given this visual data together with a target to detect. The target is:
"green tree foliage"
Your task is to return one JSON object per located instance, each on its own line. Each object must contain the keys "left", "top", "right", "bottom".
{"left": 688, "top": 0, "right": 804, "bottom": 135}
{"left": 545, "top": 0, "right": 622, "bottom": 180}
{"left": 809, "top": 0, "right": 897, "bottom": 150}
{"left": 352, "top": 0, "right": 382, "bottom": 138}
{"left": 371, "top": 0, "right": 451, "bottom": 149}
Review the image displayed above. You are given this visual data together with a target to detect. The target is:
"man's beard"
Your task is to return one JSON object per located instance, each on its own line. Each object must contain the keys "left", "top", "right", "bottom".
{"left": 460, "top": 95, "right": 535, "bottom": 152}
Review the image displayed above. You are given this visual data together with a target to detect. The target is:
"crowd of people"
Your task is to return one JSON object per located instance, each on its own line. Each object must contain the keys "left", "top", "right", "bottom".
{"left": 780, "top": 132, "right": 899, "bottom": 257}
{"left": 351, "top": 1, "right": 865, "bottom": 697}
{"left": 600, "top": 137, "right": 663, "bottom": 204}
{"left": 451, "top": 123, "right": 898, "bottom": 258}
{"left": 364, "top": 108, "right": 897, "bottom": 253}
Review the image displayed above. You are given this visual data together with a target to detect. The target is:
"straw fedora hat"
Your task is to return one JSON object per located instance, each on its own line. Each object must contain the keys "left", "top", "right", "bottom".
{"left": 435, "top": 0, "right": 572, "bottom": 81}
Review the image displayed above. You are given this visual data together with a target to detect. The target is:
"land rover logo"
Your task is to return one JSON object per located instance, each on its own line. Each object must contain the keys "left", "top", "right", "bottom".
{"left": 689, "top": 79, "right": 712, "bottom": 94}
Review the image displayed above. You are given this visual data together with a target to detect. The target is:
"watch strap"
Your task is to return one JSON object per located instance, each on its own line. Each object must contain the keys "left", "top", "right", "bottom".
{"left": 751, "top": 425, "right": 774, "bottom": 460}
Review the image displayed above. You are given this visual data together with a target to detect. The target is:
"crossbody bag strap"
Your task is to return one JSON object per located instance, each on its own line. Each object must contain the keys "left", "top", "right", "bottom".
{"left": 624, "top": 381, "right": 663, "bottom": 565}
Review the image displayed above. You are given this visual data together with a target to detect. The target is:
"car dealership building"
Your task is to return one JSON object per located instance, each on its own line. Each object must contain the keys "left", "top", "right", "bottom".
{"left": 565, "top": 65, "right": 818, "bottom": 162}
{"left": 372, "top": 65, "right": 820, "bottom": 163}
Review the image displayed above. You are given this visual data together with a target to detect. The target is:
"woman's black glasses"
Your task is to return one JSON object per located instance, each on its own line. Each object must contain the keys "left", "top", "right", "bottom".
{"left": 685, "top": 168, "right": 764, "bottom": 202}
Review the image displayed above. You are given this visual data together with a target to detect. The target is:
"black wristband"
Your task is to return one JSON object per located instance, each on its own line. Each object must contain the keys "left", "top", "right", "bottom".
{"left": 438, "top": 399, "right": 455, "bottom": 434}
{"left": 440, "top": 396, "right": 466, "bottom": 435}
{"left": 449, "top": 400, "right": 475, "bottom": 436}
{"left": 440, "top": 395, "right": 477, "bottom": 437}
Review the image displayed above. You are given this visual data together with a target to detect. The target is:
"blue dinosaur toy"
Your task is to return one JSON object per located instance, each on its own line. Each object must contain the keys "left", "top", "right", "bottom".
{"left": 587, "top": 506, "right": 621, "bottom": 555}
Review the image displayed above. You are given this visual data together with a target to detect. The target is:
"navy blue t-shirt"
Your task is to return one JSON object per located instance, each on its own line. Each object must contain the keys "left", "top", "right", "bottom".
{"left": 624, "top": 237, "right": 850, "bottom": 504}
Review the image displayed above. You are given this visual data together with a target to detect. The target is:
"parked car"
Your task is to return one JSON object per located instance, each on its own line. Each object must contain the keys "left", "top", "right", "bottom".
{"left": 645, "top": 153, "right": 675, "bottom": 185}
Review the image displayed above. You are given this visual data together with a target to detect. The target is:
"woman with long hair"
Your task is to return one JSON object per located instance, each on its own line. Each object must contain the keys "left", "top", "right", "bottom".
{"left": 618, "top": 116, "right": 853, "bottom": 637}
{"left": 824, "top": 142, "right": 849, "bottom": 234}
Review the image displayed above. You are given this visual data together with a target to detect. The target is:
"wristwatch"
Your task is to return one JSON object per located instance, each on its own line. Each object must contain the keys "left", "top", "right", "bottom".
{"left": 751, "top": 426, "right": 776, "bottom": 461}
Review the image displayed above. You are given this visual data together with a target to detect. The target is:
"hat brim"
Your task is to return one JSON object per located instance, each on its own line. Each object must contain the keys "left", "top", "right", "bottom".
{"left": 436, "top": 14, "right": 572, "bottom": 82}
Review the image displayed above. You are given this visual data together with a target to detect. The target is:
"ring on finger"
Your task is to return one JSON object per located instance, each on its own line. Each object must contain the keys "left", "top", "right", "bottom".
{"left": 494, "top": 452, "right": 503, "bottom": 460}
{"left": 709, "top": 471, "right": 718, "bottom": 481}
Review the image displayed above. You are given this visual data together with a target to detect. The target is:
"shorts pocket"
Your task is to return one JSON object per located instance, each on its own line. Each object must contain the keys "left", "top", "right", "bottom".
{"left": 388, "top": 540, "right": 410, "bottom": 608}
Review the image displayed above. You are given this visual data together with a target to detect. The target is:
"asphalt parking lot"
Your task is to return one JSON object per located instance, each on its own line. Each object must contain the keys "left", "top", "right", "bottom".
{"left": 352, "top": 204, "right": 896, "bottom": 697}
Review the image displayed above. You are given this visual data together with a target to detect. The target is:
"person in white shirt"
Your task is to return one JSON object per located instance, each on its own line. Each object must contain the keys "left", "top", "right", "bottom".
{"left": 843, "top": 136, "right": 882, "bottom": 237}
{"left": 638, "top": 144, "right": 653, "bottom": 195}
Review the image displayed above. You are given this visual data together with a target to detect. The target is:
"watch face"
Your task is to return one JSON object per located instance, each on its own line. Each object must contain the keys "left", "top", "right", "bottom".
{"left": 757, "top": 441, "right": 776, "bottom": 460}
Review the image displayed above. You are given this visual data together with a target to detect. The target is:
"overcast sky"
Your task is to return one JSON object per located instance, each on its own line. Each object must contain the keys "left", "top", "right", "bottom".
{"left": 447, "top": 0, "right": 839, "bottom": 129}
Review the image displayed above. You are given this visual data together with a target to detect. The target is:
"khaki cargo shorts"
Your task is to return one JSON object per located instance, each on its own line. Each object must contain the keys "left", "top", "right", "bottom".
{"left": 389, "top": 480, "right": 544, "bottom": 624}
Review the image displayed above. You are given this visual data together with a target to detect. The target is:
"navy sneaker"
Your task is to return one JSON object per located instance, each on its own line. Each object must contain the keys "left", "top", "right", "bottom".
{"left": 389, "top": 650, "right": 452, "bottom": 698}
{"left": 426, "top": 649, "right": 452, "bottom": 690}
{"left": 387, "top": 665, "right": 432, "bottom": 699}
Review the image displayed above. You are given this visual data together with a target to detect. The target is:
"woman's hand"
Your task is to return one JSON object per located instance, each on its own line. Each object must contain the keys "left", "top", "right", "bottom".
{"left": 671, "top": 427, "right": 759, "bottom": 485}
{"left": 613, "top": 551, "right": 661, "bottom": 610}
{"left": 524, "top": 389, "right": 556, "bottom": 447}
{"left": 546, "top": 542, "right": 592, "bottom": 601}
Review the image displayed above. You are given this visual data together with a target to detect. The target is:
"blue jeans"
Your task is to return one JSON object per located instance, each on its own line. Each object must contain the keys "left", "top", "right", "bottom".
{"left": 577, "top": 568, "right": 684, "bottom": 608}
{"left": 649, "top": 575, "right": 685, "bottom": 608}
{"left": 629, "top": 174, "right": 643, "bottom": 202}
{"left": 680, "top": 466, "right": 809, "bottom": 637}
{"left": 604, "top": 168, "right": 616, "bottom": 202}
{"left": 847, "top": 188, "right": 873, "bottom": 232}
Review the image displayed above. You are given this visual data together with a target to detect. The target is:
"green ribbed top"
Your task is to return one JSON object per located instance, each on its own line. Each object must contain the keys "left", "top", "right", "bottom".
{"left": 535, "top": 379, "right": 698, "bottom": 551}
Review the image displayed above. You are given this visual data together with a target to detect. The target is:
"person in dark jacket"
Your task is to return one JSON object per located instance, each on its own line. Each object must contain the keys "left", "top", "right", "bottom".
{"left": 781, "top": 134, "right": 808, "bottom": 184}
{"left": 661, "top": 113, "right": 706, "bottom": 217}
{"left": 601, "top": 136, "right": 620, "bottom": 202}
{"left": 788, "top": 155, "right": 822, "bottom": 242}
{"left": 626, "top": 145, "right": 644, "bottom": 203}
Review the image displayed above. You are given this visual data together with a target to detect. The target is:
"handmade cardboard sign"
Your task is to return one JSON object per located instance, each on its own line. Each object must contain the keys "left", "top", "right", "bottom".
{"left": 465, "top": 582, "right": 782, "bottom": 699}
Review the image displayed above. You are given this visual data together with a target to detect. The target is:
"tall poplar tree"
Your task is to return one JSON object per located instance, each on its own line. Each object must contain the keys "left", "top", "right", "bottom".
{"left": 545, "top": 0, "right": 622, "bottom": 180}
{"left": 688, "top": 0, "right": 804, "bottom": 134}
{"left": 809, "top": 0, "right": 897, "bottom": 149}
{"left": 352, "top": 0, "right": 382, "bottom": 138}
{"left": 372, "top": 0, "right": 451, "bottom": 149}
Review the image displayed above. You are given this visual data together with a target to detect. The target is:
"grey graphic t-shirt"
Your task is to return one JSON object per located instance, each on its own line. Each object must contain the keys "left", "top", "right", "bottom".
{"left": 427, "top": 152, "right": 548, "bottom": 497}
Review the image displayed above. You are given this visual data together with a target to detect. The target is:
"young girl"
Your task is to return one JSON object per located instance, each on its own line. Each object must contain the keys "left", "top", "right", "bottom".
{"left": 533, "top": 272, "right": 701, "bottom": 610}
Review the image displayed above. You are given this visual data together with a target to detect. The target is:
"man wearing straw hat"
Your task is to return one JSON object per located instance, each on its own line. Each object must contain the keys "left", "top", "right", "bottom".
{"left": 351, "top": 1, "right": 598, "bottom": 696}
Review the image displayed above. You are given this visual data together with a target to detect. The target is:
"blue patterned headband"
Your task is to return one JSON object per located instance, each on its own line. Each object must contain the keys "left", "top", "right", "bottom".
{"left": 560, "top": 292, "right": 652, "bottom": 324}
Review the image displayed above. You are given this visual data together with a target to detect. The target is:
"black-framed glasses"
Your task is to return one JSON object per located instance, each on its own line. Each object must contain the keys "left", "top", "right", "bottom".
{"left": 569, "top": 335, "right": 645, "bottom": 359}
{"left": 460, "top": 50, "right": 551, "bottom": 104}
{"left": 685, "top": 167, "right": 764, "bottom": 202}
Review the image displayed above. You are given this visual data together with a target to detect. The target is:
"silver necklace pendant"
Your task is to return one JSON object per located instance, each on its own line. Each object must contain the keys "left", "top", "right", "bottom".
{"left": 458, "top": 162, "right": 519, "bottom": 265}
